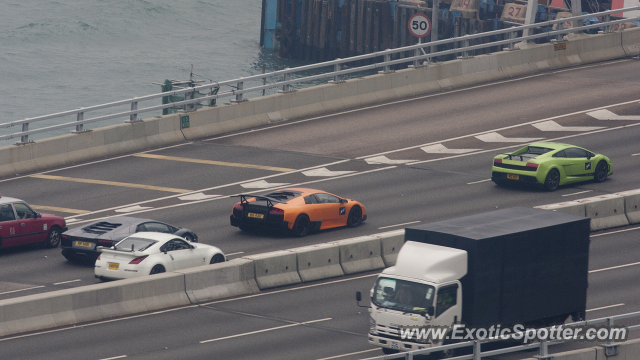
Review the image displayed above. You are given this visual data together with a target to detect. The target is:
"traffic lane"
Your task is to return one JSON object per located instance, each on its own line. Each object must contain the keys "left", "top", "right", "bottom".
{"left": 206, "top": 60, "right": 640, "bottom": 158}
{"left": 0, "top": 273, "right": 379, "bottom": 360}
{"left": 589, "top": 228, "right": 640, "bottom": 271}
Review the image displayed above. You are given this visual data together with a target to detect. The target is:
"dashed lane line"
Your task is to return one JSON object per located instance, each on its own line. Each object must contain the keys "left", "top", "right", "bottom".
{"left": 199, "top": 318, "right": 332, "bottom": 343}
{"left": 30, "top": 205, "right": 89, "bottom": 215}
{"left": 0, "top": 286, "right": 45, "bottom": 296}
{"left": 561, "top": 190, "right": 593, "bottom": 197}
{"left": 586, "top": 303, "right": 625, "bottom": 312}
{"left": 30, "top": 174, "right": 191, "bottom": 193}
{"left": 134, "top": 153, "right": 295, "bottom": 172}
{"left": 315, "top": 349, "right": 380, "bottom": 360}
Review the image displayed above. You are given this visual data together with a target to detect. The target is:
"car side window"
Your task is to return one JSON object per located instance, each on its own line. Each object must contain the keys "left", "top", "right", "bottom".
{"left": 314, "top": 193, "right": 340, "bottom": 204}
{"left": 304, "top": 195, "right": 318, "bottom": 204}
{"left": 165, "top": 239, "right": 192, "bottom": 251}
{"left": 136, "top": 224, "right": 147, "bottom": 232}
{"left": 564, "top": 148, "right": 589, "bottom": 158}
{"left": 0, "top": 204, "right": 16, "bottom": 222}
{"left": 552, "top": 150, "right": 566, "bottom": 158}
{"left": 143, "top": 222, "right": 172, "bottom": 233}
{"left": 13, "top": 203, "right": 36, "bottom": 220}
{"left": 436, "top": 284, "right": 458, "bottom": 317}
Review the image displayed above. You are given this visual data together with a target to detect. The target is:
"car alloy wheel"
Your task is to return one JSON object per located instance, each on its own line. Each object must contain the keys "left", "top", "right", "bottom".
{"left": 46, "top": 227, "right": 61, "bottom": 248}
{"left": 347, "top": 206, "right": 362, "bottom": 228}
{"left": 544, "top": 169, "right": 560, "bottom": 191}
{"left": 594, "top": 161, "right": 608, "bottom": 182}
{"left": 292, "top": 215, "right": 310, "bottom": 237}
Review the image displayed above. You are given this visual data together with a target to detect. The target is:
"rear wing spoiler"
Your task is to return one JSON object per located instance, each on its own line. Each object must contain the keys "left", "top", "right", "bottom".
{"left": 236, "top": 194, "right": 285, "bottom": 208}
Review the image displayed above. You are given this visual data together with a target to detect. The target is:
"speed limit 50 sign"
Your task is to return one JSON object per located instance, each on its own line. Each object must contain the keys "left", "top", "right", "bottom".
{"left": 408, "top": 13, "right": 431, "bottom": 38}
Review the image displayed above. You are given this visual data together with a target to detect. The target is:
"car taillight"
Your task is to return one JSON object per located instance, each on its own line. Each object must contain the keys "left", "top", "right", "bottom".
{"left": 269, "top": 208, "right": 285, "bottom": 215}
{"left": 494, "top": 159, "right": 502, "bottom": 163}
{"left": 97, "top": 254, "right": 101, "bottom": 260}
{"left": 526, "top": 163, "right": 539, "bottom": 168}
{"left": 97, "top": 240, "right": 114, "bottom": 247}
{"left": 234, "top": 204, "right": 243, "bottom": 211}
{"left": 129, "top": 255, "right": 148, "bottom": 265}
{"left": 61, "top": 234, "right": 68, "bottom": 239}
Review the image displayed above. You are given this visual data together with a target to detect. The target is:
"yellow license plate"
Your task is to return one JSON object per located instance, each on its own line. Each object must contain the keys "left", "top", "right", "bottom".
{"left": 247, "top": 212, "right": 264, "bottom": 219}
{"left": 507, "top": 174, "right": 519, "bottom": 180}
{"left": 75, "top": 241, "right": 93, "bottom": 248}
{"left": 108, "top": 262, "right": 119, "bottom": 270}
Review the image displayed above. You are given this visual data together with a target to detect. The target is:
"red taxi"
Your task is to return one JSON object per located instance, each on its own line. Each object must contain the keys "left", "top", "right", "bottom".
{"left": 0, "top": 196, "right": 67, "bottom": 249}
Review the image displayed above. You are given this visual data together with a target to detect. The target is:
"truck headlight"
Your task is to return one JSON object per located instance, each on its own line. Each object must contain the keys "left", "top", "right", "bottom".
{"left": 369, "top": 318, "right": 377, "bottom": 334}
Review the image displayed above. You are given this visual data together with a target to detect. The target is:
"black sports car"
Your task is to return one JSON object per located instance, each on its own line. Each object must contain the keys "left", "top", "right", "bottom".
{"left": 60, "top": 216, "right": 198, "bottom": 263}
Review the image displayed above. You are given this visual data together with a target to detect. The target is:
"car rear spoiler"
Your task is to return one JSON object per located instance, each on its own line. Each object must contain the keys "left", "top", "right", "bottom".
{"left": 236, "top": 194, "right": 285, "bottom": 208}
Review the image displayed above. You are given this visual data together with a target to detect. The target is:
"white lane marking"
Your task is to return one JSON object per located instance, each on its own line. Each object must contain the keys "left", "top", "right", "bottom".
{"left": 302, "top": 167, "right": 356, "bottom": 177}
{"left": 199, "top": 318, "right": 332, "bottom": 344}
{"left": 99, "top": 356, "right": 127, "bottom": 360}
{"left": 589, "top": 261, "right": 640, "bottom": 273}
{"left": 632, "top": 153, "right": 640, "bottom": 156}
{"left": 552, "top": 59, "right": 629, "bottom": 73}
{"left": 240, "top": 180, "right": 290, "bottom": 189}
{"left": 64, "top": 166, "right": 397, "bottom": 226}
{"left": 467, "top": 179, "right": 492, "bottom": 185}
{"left": 0, "top": 286, "right": 45, "bottom": 295}
{"left": 407, "top": 122, "right": 640, "bottom": 166}
{"left": 357, "top": 97, "right": 640, "bottom": 160}
{"left": 226, "top": 252, "right": 244, "bottom": 256}
{"left": 53, "top": 279, "right": 81, "bottom": 285}
{"left": 315, "top": 348, "right": 380, "bottom": 360}
{"left": 532, "top": 120, "right": 605, "bottom": 132}
{"left": 114, "top": 205, "right": 153, "bottom": 213}
{"left": 586, "top": 304, "right": 625, "bottom": 312}
{"left": 178, "top": 192, "right": 220, "bottom": 201}
{"left": 475, "top": 132, "right": 544, "bottom": 143}
{"left": 61, "top": 159, "right": 350, "bottom": 220}
{"left": 364, "top": 155, "right": 415, "bottom": 164}
{"left": 587, "top": 109, "right": 640, "bottom": 121}
{"left": 378, "top": 221, "right": 420, "bottom": 229}
{"left": 590, "top": 226, "right": 640, "bottom": 238}
{"left": 561, "top": 190, "right": 593, "bottom": 197}
{"left": 65, "top": 218, "right": 82, "bottom": 224}
{"left": 421, "top": 143, "right": 481, "bottom": 154}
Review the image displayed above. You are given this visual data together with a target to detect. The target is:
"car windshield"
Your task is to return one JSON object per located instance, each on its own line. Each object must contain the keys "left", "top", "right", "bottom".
{"left": 372, "top": 277, "right": 434, "bottom": 314}
{"left": 114, "top": 237, "right": 156, "bottom": 252}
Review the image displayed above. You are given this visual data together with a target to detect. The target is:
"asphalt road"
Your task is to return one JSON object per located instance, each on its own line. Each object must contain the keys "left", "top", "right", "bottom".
{"left": 0, "top": 58, "right": 639, "bottom": 358}
{"left": 1, "top": 227, "right": 639, "bottom": 360}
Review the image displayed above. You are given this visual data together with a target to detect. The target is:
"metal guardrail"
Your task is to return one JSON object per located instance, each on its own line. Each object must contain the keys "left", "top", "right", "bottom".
{"left": 3, "top": 6, "right": 640, "bottom": 144}
{"left": 361, "top": 310, "right": 640, "bottom": 360}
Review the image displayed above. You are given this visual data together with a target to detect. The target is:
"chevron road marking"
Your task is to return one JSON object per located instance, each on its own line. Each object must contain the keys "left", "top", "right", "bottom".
{"left": 364, "top": 155, "right": 415, "bottom": 164}
{"left": 587, "top": 109, "right": 640, "bottom": 121}
{"left": 177, "top": 192, "right": 220, "bottom": 201}
{"left": 114, "top": 205, "right": 153, "bottom": 213}
{"left": 240, "top": 180, "right": 289, "bottom": 189}
{"left": 301, "top": 167, "right": 356, "bottom": 177}
{"left": 532, "top": 120, "right": 605, "bottom": 132}
{"left": 475, "top": 132, "right": 543, "bottom": 143}
{"left": 421, "top": 143, "right": 481, "bottom": 154}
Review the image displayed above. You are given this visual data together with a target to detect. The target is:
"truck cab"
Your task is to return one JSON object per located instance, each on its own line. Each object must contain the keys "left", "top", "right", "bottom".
{"left": 367, "top": 241, "right": 466, "bottom": 353}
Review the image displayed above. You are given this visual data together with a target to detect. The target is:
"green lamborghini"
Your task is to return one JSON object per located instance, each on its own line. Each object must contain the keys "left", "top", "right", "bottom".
{"left": 491, "top": 142, "right": 613, "bottom": 191}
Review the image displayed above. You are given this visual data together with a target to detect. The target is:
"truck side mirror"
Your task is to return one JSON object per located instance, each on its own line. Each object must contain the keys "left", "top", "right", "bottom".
{"left": 427, "top": 306, "right": 435, "bottom": 317}
{"left": 356, "top": 291, "right": 362, "bottom": 302}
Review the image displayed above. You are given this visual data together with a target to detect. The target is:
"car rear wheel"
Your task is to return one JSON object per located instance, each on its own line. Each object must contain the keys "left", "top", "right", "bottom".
{"left": 544, "top": 169, "right": 560, "bottom": 191}
{"left": 150, "top": 265, "right": 165, "bottom": 275}
{"left": 347, "top": 206, "right": 363, "bottom": 228}
{"left": 594, "top": 161, "right": 608, "bottom": 183}
{"left": 183, "top": 234, "right": 194, "bottom": 242}
{"left": 210, "top": 254, "right": 225, "bottom": 264}
{"left": 292, "top": 215, "right": 310, "bottom": 237}
{"left": 45, "top": 227, "right": 61, "bottom": 248}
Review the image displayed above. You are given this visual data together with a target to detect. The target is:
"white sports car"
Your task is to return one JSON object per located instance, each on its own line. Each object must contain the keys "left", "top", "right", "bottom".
{"left": 94, "top": 232, "right": 225, "bottom": 280}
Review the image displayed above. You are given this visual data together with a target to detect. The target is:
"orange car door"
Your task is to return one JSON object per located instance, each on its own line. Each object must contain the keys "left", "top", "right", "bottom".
{"left": 313, "top": 193, "right": 347, "bottom": 228}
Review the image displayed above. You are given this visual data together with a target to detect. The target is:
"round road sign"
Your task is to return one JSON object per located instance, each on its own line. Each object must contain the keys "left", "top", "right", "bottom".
{"left": 408, "top": 13, "right": 431, "bottom": 38}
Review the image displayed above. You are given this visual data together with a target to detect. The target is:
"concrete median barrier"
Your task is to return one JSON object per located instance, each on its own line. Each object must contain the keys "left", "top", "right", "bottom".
{"left": 332, "top": 236, "right": 386, "bottom": 275}
{"left": 373, "top": 230, "right": 405, "bottom": 267}
{"left": 576, "top": 194, "right": 628, "bottom": 231}
{"left": 294, "top": 243, "right": 343, "bottom": 283}
{"left": 614, "top": 189, "right": 640, "bottom": 224}
{"left": 243, "top": 250, "right": 301, "bottom": 290}
{"left": 179, "top": 259, "right": 259, "bottom": 303}
{"left": 534, "top": 201, "right": 586, "bottom": 217}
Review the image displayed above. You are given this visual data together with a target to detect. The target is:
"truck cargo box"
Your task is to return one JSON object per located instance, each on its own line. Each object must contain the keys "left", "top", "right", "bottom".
{"left": 405, "top": 207, "right": 590, "bottom": 327}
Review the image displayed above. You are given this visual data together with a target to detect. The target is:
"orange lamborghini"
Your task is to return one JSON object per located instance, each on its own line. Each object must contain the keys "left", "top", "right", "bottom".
{"left": 230, "top": 188, "right": 367, "bottom": 237}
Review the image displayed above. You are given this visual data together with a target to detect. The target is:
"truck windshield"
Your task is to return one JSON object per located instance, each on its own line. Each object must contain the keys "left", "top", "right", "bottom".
{"left": 372, "top": 277, "right": 435, "bottom": 314}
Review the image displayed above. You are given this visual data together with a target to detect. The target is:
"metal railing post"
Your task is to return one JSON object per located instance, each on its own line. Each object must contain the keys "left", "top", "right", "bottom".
{"left": 459, "top": 39, "right": 472, "bottom": 59}
{"left": 329, "top": 60, "right": 344, "bottom": 83}
{"left": 379, "top": 52, "right": 393, "bottom": 74}
{"left": 473, "top": 341, "right": 482, "bottom": 360}
{"left": 282, "top": 71, "right": 291, "bottom": 93}
{"left": 20, "top": 123, "right": 29, "bottom": 144}
{"left": 183, "top": 90, "right": 193, "bottom": 111}
{"left": 556, "top": 22, "right": 564, "bottom": 42}
{"left": 129, "top": 101, "right": 138, "bottom": 122}
{"left": 508, "top": 30, "right": 516, "bottom": 50}
{"left": 75, "top": 111, "right": 84, "bottom": 133}
{"left": 603, "top": 317, "right": 619, "bottom": 356}
{"left": 231, "top": 78, "right": 245, "bottom": 102}
{"left": 603, "top": 14, "right": 611, "bottom": 33}
{"left": 535, "top": 340, "right": 552, "bottom": 359}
